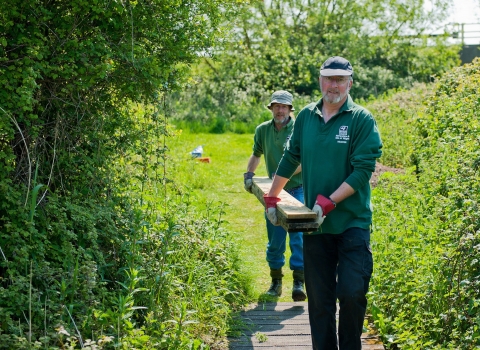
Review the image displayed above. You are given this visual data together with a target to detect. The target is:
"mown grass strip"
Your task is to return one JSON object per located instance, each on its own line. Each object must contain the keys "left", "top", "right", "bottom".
{"left": 168, "top": 131, "right": 297, "bottom": 301}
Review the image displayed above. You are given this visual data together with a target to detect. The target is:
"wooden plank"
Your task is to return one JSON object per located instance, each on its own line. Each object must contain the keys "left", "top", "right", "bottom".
{"left": 230, "top": 334, "right": 384, "bottom": 348}
{"left": 242, "top": 302, "right": 308, "bottom": 312}
{"left": 252, "top": 178, "right": 315, "bottom": 219}
{"left": 277, "top": 220, "right": 318, "bottom": 232}
{"left": 242, "top": 316, "right": 311, "bottom": 325}
{"left": 251, "top": 177, "right": 319, "bottom": 233}
{"left": 229, "top": 336, "right": 313, "bottom": 347}
{"left": 242, "top": 320, "right": 309, "bottom": 326}
{"left": 235, "top": 325, "right": 311, "bottom": 336}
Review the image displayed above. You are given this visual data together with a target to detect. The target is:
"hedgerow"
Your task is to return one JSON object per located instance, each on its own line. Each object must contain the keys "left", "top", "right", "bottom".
{"left": 364, "top": 83, "right": 434, "bottom": 168}
{"left": 370, "top": 58, "right": 480, "bottom": 348}
{"left": 0, "top": 1, "right": 250, "bottom": 349}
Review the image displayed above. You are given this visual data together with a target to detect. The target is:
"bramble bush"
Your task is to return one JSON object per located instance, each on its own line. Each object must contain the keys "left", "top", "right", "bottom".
{"left": 370, "top": 59, "right": 480, "bottom": 348}
{"left": 0, "top": 103, "right": 251, "bottom": 349}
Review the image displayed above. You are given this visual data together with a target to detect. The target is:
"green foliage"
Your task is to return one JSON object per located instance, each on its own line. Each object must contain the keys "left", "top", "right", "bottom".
{"left": 370, "top": 59, "right": 480, "bottom": 348}
{"left": 170, "top": 0, "right": 461, "bottom": 132}
{"left": 0, "top": 0, "right": 240, "bottom": 189}
{"left": 0, "top": 0, "right": 251, "bottom": 348}
{"left": 0, "top": 105, "right": 252, "bottom": 349}
{"left": 364, "top": 83, "right": 435, "bottom": 168}
{"left": 171, "top": 85, "right": 317, "bottom": 134}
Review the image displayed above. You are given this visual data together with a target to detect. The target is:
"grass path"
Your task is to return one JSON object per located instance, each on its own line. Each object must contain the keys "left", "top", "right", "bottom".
{"left": 168, "top": 131, "right": 296, "bottom": 302}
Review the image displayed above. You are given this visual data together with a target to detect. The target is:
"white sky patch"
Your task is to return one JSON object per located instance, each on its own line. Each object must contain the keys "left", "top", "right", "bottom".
{"left": 447, "top": 0, "right": 480, "bottom": 24}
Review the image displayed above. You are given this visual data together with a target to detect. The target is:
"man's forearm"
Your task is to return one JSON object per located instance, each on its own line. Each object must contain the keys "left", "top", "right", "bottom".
{"left": 293, "top": 164, "right": 302, "bottom": 175}
{"left": 329, "top": 182, "right": 355, "bottom": 204}
{"left": 246, "top": 155, "right": 261, "bottom": 173}
{"left": 267, "top": 175, "right": 289, "bottom": 197}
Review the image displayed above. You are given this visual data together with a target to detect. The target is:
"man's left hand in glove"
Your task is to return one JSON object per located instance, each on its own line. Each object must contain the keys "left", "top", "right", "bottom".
{"left": 312, "top": 194, "right": 336, "bottom": 225}
{"left": 264, "top": 194, "right": 281, "bottom": 226}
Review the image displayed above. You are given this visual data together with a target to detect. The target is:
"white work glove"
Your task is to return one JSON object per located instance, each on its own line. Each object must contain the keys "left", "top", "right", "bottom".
{"left": 266, "top": 207, "right": 278, "bottom": 226}
{"left": 243, "top": 172, "right": 255, "bottom": 193}
{"left": 312, "top": 203, "right": 325, "bottom": 225}
{"left": 264, "top": 195, "right": 281, "bottom": 226}
{"left": 312, "top": 194, "right": 336, "bottom": 225}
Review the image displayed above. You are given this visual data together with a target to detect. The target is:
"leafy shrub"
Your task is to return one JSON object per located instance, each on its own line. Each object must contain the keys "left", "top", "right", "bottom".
{"left": 352, "top": 65, "right": 413, "bottom": 100}
{"left": 170, "top": 82, "right": 319, "bottom": 134}
{"left": 365, "top": 83, "right": 434, "bottom": 168}
{"left": 370, "top": 58, "right": 480, "bottom": 348}
{"left": 0, "top": 105, "right": 251, "bottom": 349}
{"left": 1, "top": 1, "right": 251, "bottom": 348}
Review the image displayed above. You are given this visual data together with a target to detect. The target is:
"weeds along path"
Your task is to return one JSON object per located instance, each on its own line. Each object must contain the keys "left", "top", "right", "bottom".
{"left": 168, "top": 132, "right": 296, "bottom": 301}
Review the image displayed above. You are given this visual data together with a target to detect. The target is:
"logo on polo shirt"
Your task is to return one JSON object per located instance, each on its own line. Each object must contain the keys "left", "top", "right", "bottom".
{"left": 335, "top": 126, "right": 349, "bottom": 143}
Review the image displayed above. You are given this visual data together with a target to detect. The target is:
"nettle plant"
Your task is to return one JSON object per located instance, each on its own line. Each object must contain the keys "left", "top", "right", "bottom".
{"left": 370, "top": 59, "right": 480, "bottom": 348}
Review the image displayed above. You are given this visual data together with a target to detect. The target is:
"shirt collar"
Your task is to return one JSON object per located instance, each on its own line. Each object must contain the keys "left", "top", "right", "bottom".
{"left": 314, "top": 94, "right": 354, "bottom": 116}
{"left": 270, "top": 116, "right": 294, "bottom": 129}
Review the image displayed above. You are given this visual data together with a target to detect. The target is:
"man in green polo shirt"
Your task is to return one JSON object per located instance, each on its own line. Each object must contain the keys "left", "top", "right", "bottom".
{"left": 265, "top": 57, "right": 383, "bottom": 349}
{"left": 243, "top": 90, "right": 306, "bottom": 301}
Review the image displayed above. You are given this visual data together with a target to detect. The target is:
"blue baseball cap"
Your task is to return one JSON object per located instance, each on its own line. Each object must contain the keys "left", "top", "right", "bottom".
{"left": 320, "top": 56, "right": 353, "bottom": 76}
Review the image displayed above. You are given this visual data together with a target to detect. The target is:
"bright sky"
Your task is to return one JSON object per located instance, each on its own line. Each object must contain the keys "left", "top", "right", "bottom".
{"left": 445, "top": 0, "right": 480, "bottom": 44}
{"left": 449, "top": 0, "right": 480, "bottom": 23}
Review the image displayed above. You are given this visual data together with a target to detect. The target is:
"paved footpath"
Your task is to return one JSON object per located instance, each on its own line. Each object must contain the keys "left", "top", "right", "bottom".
{"left": 228, "top": 302, "right": 384, "bottom": 349}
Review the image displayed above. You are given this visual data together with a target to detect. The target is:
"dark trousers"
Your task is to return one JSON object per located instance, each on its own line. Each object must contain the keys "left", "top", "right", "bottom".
{"left": 303, "top": 227, "right": 373, "bottom": 350}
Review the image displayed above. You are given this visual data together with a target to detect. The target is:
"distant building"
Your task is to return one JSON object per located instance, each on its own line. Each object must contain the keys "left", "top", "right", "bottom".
{"left": 460, "top": 45, "right": 480, "bottom": 64}
{"left": 451, "top": 23, "right": 480, "bottom": 64}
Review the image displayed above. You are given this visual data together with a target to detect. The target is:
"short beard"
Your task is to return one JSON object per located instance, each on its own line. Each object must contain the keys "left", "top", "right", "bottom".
{"left": 322, "top": 88, "right": 349, "bottom": 104}
{"left": 274, "top": 116, "right": 288, "bottom": 124}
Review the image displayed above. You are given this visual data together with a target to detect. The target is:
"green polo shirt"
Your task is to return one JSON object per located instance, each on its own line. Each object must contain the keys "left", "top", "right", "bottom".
{"left": 253, "top": 117, "right": 302, "bottom": 190}
{"left": 276, "top": 95, "right": 383, "bottom": 234}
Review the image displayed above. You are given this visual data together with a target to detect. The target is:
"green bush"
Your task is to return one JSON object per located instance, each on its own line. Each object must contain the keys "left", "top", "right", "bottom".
{"left": 365, "top": 83, "right": 434, "bottom": 168}
{"left": 0, "top": 112, "right": 251, "bottom": 349}
{"left": 370, "top": 59, "right": 480, "bottom": 348}
{"left": 170, "top": 87, "right": 319, "bottom": 134}
{"left": 0, "top": 1, "right": 251, "bottom": 348}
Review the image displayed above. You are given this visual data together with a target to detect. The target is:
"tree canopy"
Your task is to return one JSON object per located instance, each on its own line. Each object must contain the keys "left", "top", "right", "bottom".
{"left": 172, "top": 0, "right": 461, "bottom": 131}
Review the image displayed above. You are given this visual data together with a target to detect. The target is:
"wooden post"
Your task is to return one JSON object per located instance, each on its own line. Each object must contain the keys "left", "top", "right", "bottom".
{"left": 251, "top": 177, "right": 319, "bottom": 233}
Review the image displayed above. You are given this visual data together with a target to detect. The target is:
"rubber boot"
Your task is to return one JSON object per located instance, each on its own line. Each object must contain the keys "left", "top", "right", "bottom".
{"left": 292, "top": 270, "right": 307, "bottom": 301}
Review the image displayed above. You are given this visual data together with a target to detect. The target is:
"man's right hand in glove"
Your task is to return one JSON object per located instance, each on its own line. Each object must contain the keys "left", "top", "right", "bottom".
{"left": 312, "top": 194, "right": 336, "bottom": 225}
{"left": 244, "top": 172, "right": 255, "bottom": 193}
{"left": 264, "top": 194, "right": 281, "bottom": 226}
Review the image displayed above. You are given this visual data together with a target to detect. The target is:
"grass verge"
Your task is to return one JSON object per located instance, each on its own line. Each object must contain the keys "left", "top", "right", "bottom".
{"left": 168, "top": 130, "right": 297, "bottom": 302}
